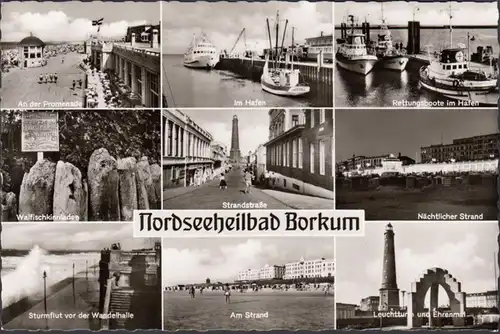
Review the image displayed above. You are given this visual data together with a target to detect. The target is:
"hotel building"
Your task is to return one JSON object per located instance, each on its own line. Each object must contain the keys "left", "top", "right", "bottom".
{"left": 466, "top": 290, "right": 497, "bottom": 308}
{"left": 304, "top": 32, "right": 333, "bottom": 62}
{"left": 336, "top": 153, "right": 415, "bottom": 173}
{"left": 210, "top": 142, "right": 228, "bottom": 169}
{"left": 265, "top": 108, "right": 334, "bottom": 199}
{"left": 236, "top": 257, "right": 334, "bottom": 282}
{"left": 359, "top": 296, "right": 380, "bottom": 311}
{"left": 162, "top": 109, "right": 214, "bottom": 189}
{"left": 420, "top": 133, "right": 500, "bottom": 163}
{"left": 90, "top": 23, "right": 161, "bottom": 107}
{"left": 283, "top": 256, "right": 335, "bottom": 279}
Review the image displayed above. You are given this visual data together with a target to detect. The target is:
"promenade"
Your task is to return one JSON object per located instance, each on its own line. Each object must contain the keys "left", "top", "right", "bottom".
{"left": 3, "top": 274, "right": 100, "bottom": 330}
{"left": 2, "top": 52, "right": 86, "bottom": 108}
{"left": 163, "top": 168, "right": 334, "bottom": 210}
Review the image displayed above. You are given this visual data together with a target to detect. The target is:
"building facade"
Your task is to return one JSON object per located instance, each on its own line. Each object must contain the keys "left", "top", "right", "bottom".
{"left": 304, "top": 32, "right": 333, "bottom": 61}
{"left": 210, "top": 142, "right": 227, "bottom": 169}
{"left": 421, "top": 133, "right": 500, "bottom": 163}
{"left": 18, "top": 34, "right": 46, "bottom": 68}
{"left": 162, "top": 109, "right": 214, "bottom": 189}
{"left": 466, "top": 290, "right": 497, "bottom": 308}
{"left": 255, "top": 144, "right": 267, "bottom": 181}
{"left": 337, "top": 153, "right": 415, "bottom": 173}
{"left": 125, "top": 24, "right": 161, "bottom": 44}
{"left": 336, "top": 303, "right": 357, "bottom": 320}
{"left": 91, "top": 24, "right": 161, "bottom": 107}
{"left": 265, "top": 108, "right": 334, "bottom": 199}
{"left": 360, "top": 296, "right": 380, "bottom": 311}
{"left": 283, "top": 257, "right": 335, "bottom": 279}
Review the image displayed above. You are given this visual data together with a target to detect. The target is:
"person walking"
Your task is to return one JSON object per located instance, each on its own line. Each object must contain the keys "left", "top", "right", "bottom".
{"left": 244, "top": 170, "right": 253, "bottom": 194}
{"left": 72, "top": 80, "right": 76, "bottom": 90}
{"left": 54, "top": 73, "right": 58, "bottom": 84}
{"left": 219, "top": 173, "right": 227, "bottom": 190}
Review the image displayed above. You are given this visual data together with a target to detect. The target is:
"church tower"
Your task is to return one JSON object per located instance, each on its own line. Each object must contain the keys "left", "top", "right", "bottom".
{"left": 229, "top": 115, "right": 241, "bottom": 162}
{"left": 379, "top": 223, "right": 400, "bottom": 311}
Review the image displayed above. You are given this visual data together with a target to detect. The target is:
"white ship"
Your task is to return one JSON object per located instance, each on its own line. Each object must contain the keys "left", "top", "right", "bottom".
{"left": 419, "top": 5, "right": 496, "bottom": 96}
{"left": 373, "top": 5, "right": 408, "bottom": 72}
{"left": 335, "top": 15, "right": 378, "bottom": 75}
{"left": 183, "top": 33, "right": 219, "bottom": 69}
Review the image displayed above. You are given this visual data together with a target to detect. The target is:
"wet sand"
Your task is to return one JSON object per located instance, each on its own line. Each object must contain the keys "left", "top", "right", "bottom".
{"left": 2, "top": 52, "right": 86, "bottom": 109}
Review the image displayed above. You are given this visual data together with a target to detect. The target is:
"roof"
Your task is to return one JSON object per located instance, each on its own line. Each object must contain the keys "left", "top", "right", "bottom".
{"left": 19, "top": 35, "right": 45, "bottom": 46}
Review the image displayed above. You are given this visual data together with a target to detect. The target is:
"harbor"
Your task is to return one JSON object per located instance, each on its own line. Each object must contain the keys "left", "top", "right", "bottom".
{"left": 334, "top": 1, "right": 498, "bottom": 108}
{"left": 162, "top": 1, "right": 333, "bottom": 108}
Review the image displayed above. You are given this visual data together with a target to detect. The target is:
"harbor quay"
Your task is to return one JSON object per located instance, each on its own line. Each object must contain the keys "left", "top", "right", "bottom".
{"left": 216, "top": 57, "right": 333, "bottom": 107}
{"left": 2, "top": 51, "right": 86, "bottom": 109}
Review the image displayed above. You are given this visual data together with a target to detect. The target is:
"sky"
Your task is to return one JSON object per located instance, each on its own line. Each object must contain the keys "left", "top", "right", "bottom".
{"left": 334, "top": 1, "right": 498, "bottom": 26}
{"left": 162, "top": 237, "right": 335, "bottom": 286}
{"left": 2, "top": 223, "right": 157, "bottom": 251}
{"left": 162, "top": 1, "right": 333, "bottom": 54}
{"left": 336, "top": 222, "right": 498, "bottom": 306}
{"left": 176, "top": 109, "right": 273, "bottom": 155}
{"left": 2, "top": 1, "right": 160, "bottom": 42}
{"left": 335, "top": 109, "right": 498, "bottom": 162}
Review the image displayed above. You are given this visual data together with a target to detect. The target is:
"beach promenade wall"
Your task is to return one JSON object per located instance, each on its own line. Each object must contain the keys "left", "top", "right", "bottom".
{"left": 1, "top": 148, "right": 161, "bottom": 222}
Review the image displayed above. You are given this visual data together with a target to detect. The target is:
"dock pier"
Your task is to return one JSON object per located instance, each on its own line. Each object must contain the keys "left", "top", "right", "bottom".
{"left": 215, "top": 56, "right": 333, "bottom": 105}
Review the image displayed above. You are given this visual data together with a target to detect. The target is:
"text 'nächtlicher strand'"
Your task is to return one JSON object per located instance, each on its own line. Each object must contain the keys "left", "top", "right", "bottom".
{"left": 132, "top": 210, "right": 365, "bottom": 237}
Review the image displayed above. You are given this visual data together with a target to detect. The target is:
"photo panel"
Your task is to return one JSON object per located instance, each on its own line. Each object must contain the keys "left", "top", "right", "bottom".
{"left": 336, "top": 222, "right": 498, "bottom": 330}
{"left": 1, "top": 1, "right": 161, "bottom": 109}
{"left": 163, "top": 237, "right": 335, "bottom": 331}
{"left": 1, "top": 223, "right": 162, "bottom": 330}
{"left": 0, "top": 109, "right": 161, "bottom": 222}
{"left": 335, "top": 108, "right": 498, "bottom": 221}
{"left": 334, "top": 1, "right": 498, "bottom": 108}
{"left": 162, "top": 108, "right": 334, "bottom": 210}
{"left": 162, "top": 1, "right": 333, "bottom": 108}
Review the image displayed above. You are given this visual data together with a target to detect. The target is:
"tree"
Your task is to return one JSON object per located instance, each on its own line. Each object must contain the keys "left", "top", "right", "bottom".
{"left": 206, "top": 278, "right": 211, "bottom": 284}
{"left": 1, "top": 110, "right": 161, "bottom": 190}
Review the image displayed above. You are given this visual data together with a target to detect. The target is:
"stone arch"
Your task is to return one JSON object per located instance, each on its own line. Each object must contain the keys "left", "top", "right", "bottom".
{"left": 407, "top": 268, "right": 466, "bottom": 328}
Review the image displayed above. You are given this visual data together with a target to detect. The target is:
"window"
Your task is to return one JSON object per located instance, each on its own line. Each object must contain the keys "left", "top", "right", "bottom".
{"left": 147, "top": 71, "right": 160, "bottom": 108}
{"left": 286, "top": 142, "right": 290, "bottom": 167}
{"left": 292, "top": 139, "right": 297, "bottom": 168}
{"left": 319, "top": 140, "right": 326, "bottom": 175}
{"left": 282, "top": 143, "right": 286, "bottom": 166}
{"left": 292, "top": 115, "right": 299, "bottom": 126}
{"left": 298, "top": 137, "right": 303, "bottom": 168}
{"left": 320, "top": 109, "right": 325, "bottom": 124}
{"left": 174, "top": 124, "right": 179, "bottom": 156}
{"left": 127, "top": 61, "right": 132, "bottom": 87}
{"left": 310, "top": 111, "right": 315, "bottom": 128}
{"left": 164, "top": 118, "right": 169, "bottom": 157}
{"left": 135, "top": 64, "right": 142, "bottom": 97}
{"left": 310, "top": 142, "right": 315, "bottom": 173}
{"left": 167, "top": 121, "right": 173, "bottom": 156}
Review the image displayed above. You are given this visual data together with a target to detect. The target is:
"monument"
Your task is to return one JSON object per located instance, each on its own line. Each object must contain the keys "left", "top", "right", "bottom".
{"left": 229, "top": 115, "right": 241, "bottom": 162}
{"left": 379, "top": 223, "right": 400, "bottom": 311}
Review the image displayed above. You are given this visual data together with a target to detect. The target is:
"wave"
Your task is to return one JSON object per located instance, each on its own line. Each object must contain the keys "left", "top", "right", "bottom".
{"left": 2, "top": 245, "right": 100, "bottom": 309}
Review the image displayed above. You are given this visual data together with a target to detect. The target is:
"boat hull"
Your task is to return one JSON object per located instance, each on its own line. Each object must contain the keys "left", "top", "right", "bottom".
{"left": 183, "top": 55, "right": 219, "bottom": 69}
{"left": 419, "top": 66, "right": 496, "bottom": 96}
{"left": 260, "top": 76, "right": 310, "bottom": 97}
{"left": 335, "top": 53, "right": 378, "bottom": 75}
{"left": 378, "top": 55, "right": 409, "bottom": 71}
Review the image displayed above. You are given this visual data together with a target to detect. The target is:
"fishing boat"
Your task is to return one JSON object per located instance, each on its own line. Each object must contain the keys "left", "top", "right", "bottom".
{"left": 260, "top": 11, "right": 310, "bottom": 97}
{"left": 183, "top": 32, "right": 219, "bottom": 69}
{"left": 335, "top": 15, "right": 378, "bottom": 75}
{"left": 419, "top": 5, "right": 497, "bottom": 96}
{"left": 373, "top": 5, "right": 408, "bottom": 71}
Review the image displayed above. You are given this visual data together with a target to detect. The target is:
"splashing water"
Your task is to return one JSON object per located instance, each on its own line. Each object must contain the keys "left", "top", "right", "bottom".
{"left": 2, "top": 245, "right": 100, "bottom": 308}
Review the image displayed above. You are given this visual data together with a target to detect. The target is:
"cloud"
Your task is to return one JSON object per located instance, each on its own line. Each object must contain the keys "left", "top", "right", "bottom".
{"left": 1, "top": 10, "right": 147, "bottom": 42}
{"left": 163, "top": 1, "right": 333, "bottom": 54}
{"left": 336, "top": 223, "right": 497, "bottom": 306}
{"left": 163, "top": 239, "right": 277, "bottom": 285}
{"left": 334, "top": 2, "right": 497, "bottom": 26}
{"left": 2, "top": 223, "right": 154, "bottom": 251}
{"left": 163, "top": 238, "right": 335, "bottom": 286}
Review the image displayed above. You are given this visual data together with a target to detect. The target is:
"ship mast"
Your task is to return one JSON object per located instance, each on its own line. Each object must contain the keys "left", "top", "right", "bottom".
{"left": 446, "top": 3, "right": 453, "bottom": 48}
{"left": 291, "top": 26, "right": 295, "bottom": 70}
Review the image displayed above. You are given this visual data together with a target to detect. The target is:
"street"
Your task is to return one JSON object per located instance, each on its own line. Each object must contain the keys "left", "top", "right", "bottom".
{"left": 163, "top": 168, "right": 334, "bottom": 210}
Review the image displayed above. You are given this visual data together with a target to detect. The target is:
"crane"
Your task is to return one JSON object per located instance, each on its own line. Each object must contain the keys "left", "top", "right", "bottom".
{"left": 229, "top": 28, "right": 247, "bottom": 56}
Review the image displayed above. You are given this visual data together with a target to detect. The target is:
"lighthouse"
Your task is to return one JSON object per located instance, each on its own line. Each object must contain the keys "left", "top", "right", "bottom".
{"left": 379, "top": 223, "right": 400, "bottom": 311}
